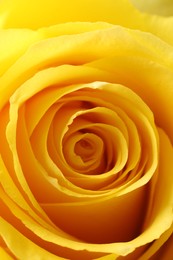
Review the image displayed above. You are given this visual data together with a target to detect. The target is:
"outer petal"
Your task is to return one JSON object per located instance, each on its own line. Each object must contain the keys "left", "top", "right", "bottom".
{"left": 1, "top": 0, "right": 173, "bottom": 46}
{"left": 135, "top": 128, "right": 173, "bottom": 259}
{"left": 151, "top": 232, "right": 173, "bottom": 259}
{"left": 0, "top": 22, "right": 112, "bottom": 77}
{"left": 0, "top": 217, "right": 64, "bottom": 260}
{"left": 0, "top": 29, "right": 41, "bottom": 76}
{"left": 0, "top": 0, "right": 142, "bottom": 29}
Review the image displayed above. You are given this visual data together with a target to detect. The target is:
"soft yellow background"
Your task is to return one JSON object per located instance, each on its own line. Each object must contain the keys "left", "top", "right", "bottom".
{"left": 131, "top": 0, "right": 173, "bottom": 16}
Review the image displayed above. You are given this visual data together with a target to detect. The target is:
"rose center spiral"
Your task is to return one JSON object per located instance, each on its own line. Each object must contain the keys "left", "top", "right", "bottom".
{"left": 75, "top": 138, "right": 94, "bottom": 162}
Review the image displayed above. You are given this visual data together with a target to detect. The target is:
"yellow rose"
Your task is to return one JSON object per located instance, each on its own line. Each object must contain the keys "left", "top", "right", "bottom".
{"left": 0, "top": 0, "right": 173, "bottom": 259}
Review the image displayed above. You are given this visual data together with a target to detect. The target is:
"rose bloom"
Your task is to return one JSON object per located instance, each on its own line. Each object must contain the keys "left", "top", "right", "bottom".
{"left": 0, "top": 0, "right": 173, "bottom": 259}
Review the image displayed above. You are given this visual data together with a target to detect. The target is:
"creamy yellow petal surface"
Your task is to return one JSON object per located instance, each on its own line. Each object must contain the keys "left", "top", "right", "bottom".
{"left": 0, "top": 0, "right": 173, "bottom": 46}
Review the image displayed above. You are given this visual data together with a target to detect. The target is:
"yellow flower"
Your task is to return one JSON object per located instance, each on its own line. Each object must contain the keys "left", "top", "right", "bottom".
{"left": 0, "top": 0, "right": 173, "bottom": 259}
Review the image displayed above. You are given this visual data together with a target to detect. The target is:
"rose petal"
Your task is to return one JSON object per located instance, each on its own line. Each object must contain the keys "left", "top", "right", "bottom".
{"left": 0, "top": 22, "right": 112, "bottom": 77}
{"left": 1, "top": 0, "right": 173, "bottom": 46}
{"left": 133, "top": 128, "right": 173, "bottom": 259}
{"left": 0, "top": 0, "right": 143, "bottom": 29}
{"left": 42, "top": 184, "right": 147, "bottom": 244}
{"left": 151, "top": 231, "right": 173, "bottom": 259}
{"left": 0, "top": 246, "right": 13, "bottom": 260}
{"left": 0, "top": 217, "right": 64, "bottom": 260}
{"left": 0, "top": 29, "right": 40, "bottom": 76}
{"left": 87, "top": 54, "right": 173, "bottom": 143}
{"left": 1, "top": 25, "right": 173, "bottom": 111}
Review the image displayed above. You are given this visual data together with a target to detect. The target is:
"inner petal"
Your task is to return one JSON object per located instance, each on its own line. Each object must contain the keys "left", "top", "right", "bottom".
{"left": 74, "top": 133, "right": 102, "bottom": 162}
{"left": 63, "top": 132, "right": 104, "bottom": 174}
